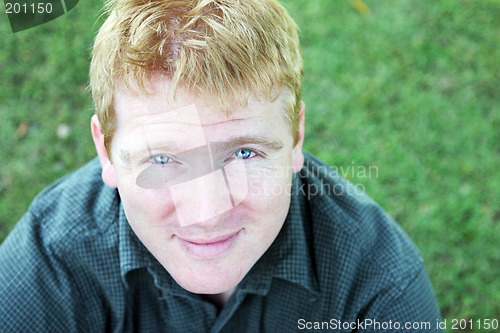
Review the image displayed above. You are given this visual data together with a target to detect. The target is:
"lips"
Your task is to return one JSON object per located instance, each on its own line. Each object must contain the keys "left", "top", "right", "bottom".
{"left": 176, "top": 230, "right": 242, "bottom": 258}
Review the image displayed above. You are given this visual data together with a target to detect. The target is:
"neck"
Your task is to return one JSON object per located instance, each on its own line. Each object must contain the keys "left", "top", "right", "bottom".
{"left": 201, "top": 288, "right": 235, "bottom": 308}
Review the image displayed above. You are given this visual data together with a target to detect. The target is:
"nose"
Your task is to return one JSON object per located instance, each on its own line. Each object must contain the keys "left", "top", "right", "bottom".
{"left": 169, "top": 158, "right": 249, "bottom": 227}
{"left": 170, "top": 167, "right": 233, "bottom": 227}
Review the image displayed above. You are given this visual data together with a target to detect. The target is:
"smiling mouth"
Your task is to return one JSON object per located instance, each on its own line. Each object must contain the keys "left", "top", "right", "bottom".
{"left": 176, "top": 230, "right": 242, "bottom": 258}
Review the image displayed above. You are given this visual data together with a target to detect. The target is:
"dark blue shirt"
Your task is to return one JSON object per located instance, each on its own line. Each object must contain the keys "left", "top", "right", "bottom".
{"left": 0, "top": 154, "right": 442, "bottom": 332}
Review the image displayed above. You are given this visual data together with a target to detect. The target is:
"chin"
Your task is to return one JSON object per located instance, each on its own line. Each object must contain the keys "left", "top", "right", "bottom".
{"left": 175, "top": 274, "right": 241, "bottom": 295}
{"left": 168, "top": 256, "right": 249, "bottom": 295}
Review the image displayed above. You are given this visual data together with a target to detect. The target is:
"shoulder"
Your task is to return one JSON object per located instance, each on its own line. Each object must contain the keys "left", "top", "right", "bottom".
{"left": 0, "top": 157, "right": 121, "bottom": 270}
{"left": 24, "top": 158, "right": 119, "bottom": 249}
{"left": 298, "top": 153, "right": 427, "bottom": 310}
{"left": 0, "top": 158, "right": 120, "bottom": 331}
{"left": 295, "top": 154, "right": 441, "bottom": 321}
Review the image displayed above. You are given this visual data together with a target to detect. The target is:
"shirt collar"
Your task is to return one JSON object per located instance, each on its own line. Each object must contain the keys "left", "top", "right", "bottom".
{"left": 118, "top": 202, "right": 154, "bottom": 288}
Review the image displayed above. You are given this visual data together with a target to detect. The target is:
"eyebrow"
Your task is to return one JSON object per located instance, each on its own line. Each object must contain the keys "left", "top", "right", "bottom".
{"left": 119, "top": 135, "right": 285, "bottom": 161}
{"left": 209, "top": 135, "right": 285, "bottom": 154}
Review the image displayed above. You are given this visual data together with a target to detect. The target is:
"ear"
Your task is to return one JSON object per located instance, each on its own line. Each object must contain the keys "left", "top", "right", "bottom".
{"left": 91, "top": 115, "right": 118, "bottom": 188}
{"left": 292, "top": 101, "right": 305, "bottom": 173}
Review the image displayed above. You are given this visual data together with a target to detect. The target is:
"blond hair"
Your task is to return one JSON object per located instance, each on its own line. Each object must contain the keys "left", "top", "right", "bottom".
{"left": 90, "top": 0, "right": 302, "bottom": 154}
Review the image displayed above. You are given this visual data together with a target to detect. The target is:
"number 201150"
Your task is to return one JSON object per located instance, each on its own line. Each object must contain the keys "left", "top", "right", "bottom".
{"left": 5, "top": 2, "right": 53, "bottom": 14}
{"left": 451, "top": 319, "right": 498, "bottom": 330}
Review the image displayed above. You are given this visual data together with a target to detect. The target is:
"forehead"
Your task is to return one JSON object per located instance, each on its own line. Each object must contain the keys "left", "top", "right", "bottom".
{"left": 113, "top": 79, "right": 291, "bottom": 144}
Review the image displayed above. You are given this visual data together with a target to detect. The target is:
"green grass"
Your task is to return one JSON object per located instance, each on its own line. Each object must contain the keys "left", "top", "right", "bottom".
{"left": 1, "top": 0, "right": 499, "bottom": 330}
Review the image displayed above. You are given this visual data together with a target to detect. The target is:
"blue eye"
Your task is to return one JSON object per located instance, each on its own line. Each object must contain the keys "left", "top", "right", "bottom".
{"left": 150, "top": 155, "right": 171, "bottom": 164}
{"left": 235, "top": 149, "right": 256, "bottom": 160}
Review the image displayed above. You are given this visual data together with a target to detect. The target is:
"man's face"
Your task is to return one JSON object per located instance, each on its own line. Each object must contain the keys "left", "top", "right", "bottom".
{"left": 95, "top": 78, "right": 304, "bottom": 295}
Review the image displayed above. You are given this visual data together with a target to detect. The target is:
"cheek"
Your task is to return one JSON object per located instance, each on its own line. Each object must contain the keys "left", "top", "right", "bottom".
{"left": 118, "top": 182, "right": 179, "bottom": 228}
{"left": 242, "top": 166, "right": 293, "bottom": 220}
{"left": 246, "top": 163, "right": 293, "bottom": 200}
{"left": 242, "top": 172, "right": 292, "bottom": 252}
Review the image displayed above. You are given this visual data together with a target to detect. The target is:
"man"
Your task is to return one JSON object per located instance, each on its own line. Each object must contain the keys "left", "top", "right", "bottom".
{"left": 0, "top": 0, "right": 442, "bottom": 331}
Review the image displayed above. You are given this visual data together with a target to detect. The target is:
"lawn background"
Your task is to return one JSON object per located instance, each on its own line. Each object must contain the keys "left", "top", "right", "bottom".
{"left": 1, "top": 0, "right": 499, "bottom": 330}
